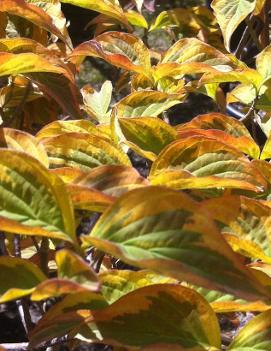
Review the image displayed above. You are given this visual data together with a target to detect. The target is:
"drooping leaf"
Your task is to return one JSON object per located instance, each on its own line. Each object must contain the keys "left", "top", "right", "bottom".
{"left": 0, "top": 149, "right": 76, "bottom": 242}
{"left": 67, "top": 184, "right": 115, "bottom": 212}
{"left": 211, "top": 0, "right": 257, "bottom": 51}
{"left": 82, "top": 186, "right": 269, "bottom": 301}
{"left": 30, "top": 284, "right": 221, "bottom": 350}
{"left": 0, "top": 0, "right": 67, "bottom": 43}
{"left": 0, "top": 37, "right": 47, "bottom": 54}
{"left": 0, "top": 256, "right": 46, "bottom": 303}
{"left": 115, "top": 91, "right": 184, "bottom": 117}
{"left": 72, "top": 165, "right": 148, "bottom": 197}
{"left": 229, "top": 309, "right": 271, "bottom": 350}
{"left": 176, "top": 119, "right": 260, "bottom": 159}
{"left": 0, "top": 128, "right": 49, "bottom": 167}
{"left": 59, "top": 0, "right": 129, "bottom": 28}
{"left": 125, "top": 10, "right": 148, "bottom": 29}
{"left": 150, "top": 137, "right": 266, "bottom": 192}
{"left": 0, "top": 52, "right": 69, "bottom": 78}
{"left": 70, "top": 32, "right": 151, "bottom": 78}
{"left": 42, "top": 132, "right": 131, "bottom": 171}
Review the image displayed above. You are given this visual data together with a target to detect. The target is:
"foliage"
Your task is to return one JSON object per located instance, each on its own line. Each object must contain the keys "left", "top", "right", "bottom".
{"left": 0, "top": 0, "right": 271, "bottom": 350}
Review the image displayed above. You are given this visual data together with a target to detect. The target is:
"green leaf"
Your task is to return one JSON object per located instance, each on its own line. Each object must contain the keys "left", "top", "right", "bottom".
{"left": 119, "top": 117, "right": 177, "bottom": 156}
{"left": 72, "top": 165, "right": 148, "bottom": 197}
{"left": 56, "top": 249, "right": 99, "bottom": 291}
{"left": 211, "top": 0, "right": 257, "bottom": 51}
{"left": 42, "top": 132, "right": 131, "bottom": 171}
{"left": 70, "top": 31, "right": 151, "bottom": 78}
{"left": 30, "top": 284, "right": 221, "bottom": 350}
{"left": 229, "top": 310, "right": 271, "bottom": 350}
{"left": 0, "top": 256, "right": 46, "bottom": 303}
{"left": 0, "top": 149, "right": 76, "bottom": 242}
{"left": 0, "top": 128, "right": 49, "bottom": 167}
{"left": 150, "top": 137, "right": 267, "bottom": 192}
{"left": 100, "top": 269, "right": 177, "bottom": 304}
{"left": 0, "top": 0, "right": 67, "bottom": 43}
{"left": 82, "top": 186, "right": 270, "bottom": 301}
{"left": 59, "top": 0, "right": 129, "bottom": 28}
{"left": 115, "top": 90, "right": 184, "bottom": 117}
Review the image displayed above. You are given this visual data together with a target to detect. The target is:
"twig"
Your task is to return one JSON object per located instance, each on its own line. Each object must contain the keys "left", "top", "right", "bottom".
{"left": 14, "top": 235, "right": 34, "bottom": 334}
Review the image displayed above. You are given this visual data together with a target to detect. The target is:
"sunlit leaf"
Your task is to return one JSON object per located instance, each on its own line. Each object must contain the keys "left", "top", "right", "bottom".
{"left": 0, "top": 128, "right": 49, "bottom": 167}
{"left": 150, "top": 137, "right": 266, "bottom": 192}
{"left": 60, "top": 0, "right": 129, "bottom": 27}
{"left": 125, "top": 10, "right": 148, "bottom": 29}
{"left": 82, "top": 186, "right": 269, "bottom": 301}
{"left": 81, "top": 81, "right": 112, "bottom": 124}
{"left": 0, "top": 0, "right": 67, "bottom": 43}
{"left": 115, "top": 91, "right": 184, "bottom": 117}
{"left": 36, "top": 120, "right": 104, "bottom": 141}
{"left": 73, "top": 165, "right": 148, "bottom": 197}
{"left": 42, "top": 132, "right": 131, "bottom": 171}
{"left": 70, "top": 31, "right": 151, "bottom": 78}
{"left": 0, "top": 149, "right": 76, "bottom": 242}
{"left": 211, "top": 0, "right": 257, "bottom": 51}
{"left": 119, "top": 117, "right": 177, "bottom": 155}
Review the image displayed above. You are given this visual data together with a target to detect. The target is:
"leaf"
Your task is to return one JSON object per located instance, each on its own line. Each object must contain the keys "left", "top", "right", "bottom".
{"left": 0, "top": 52, "right": 69, "bottom": 78}
{"left": 0, "top": 149, "right": 76, "bottom": 242}
{"left": 36, "top": 120, "right": 105, "bottom": 141}
{"left": 67, "top": 184, "right": 115, "bottom": 212}
{"left": 0, "top": 256, "right": 46, "bottom": 303}
{"left": 119, "top": 117, "right": 177, "bottom": 155}
{"left": 32, "top": 290, "right": 107, "bottom": 317}
{"left": 201, "top": 195, "right": 271, "bottom": 259}
{"left": 50, "top": 167, "right": 86, "bottom": 184}
{"left": 30, "top": 284, "right": 221, "bottom": 350}
{"left": 125, "top": 10, "right": 148, "bottom": 29}
{"left": 115, "top": 91, "right": 184, "bottom": 117}
{"left": 176, "top": 114, "right": 260, "bottom": 159}
{"left": 150, "top": 137, "right": 266, "bottom": 193}
{"left": 70, "top": 32, "right": 151, "bottom": 78}
{"left": 60, "top": 0, "right": 129, "bottom": 28}
{"left": 42, "top": 132, "right": 131, "bottom": 171}
{"left": 186, "top": 284, "right": 270, "bottom": 313}
{"left": 260, "top": 134, "right": 271, "bottom": 160}
{"left": 211, "top": 0, "right": 257, "bottom": 51}
{"left": 229, "top": 310, "right": 271, "bottom": 350}
{"left": 0, "top": 128, "right": 49, "bottom": 167}
{"left": 82, "top": 186, "right": 269, "bottom": 301}
{"left": 81, "top": 81, "right": 112, "bottom": 124}
{"left": 72, "top": 165, "right": 148, "bottom": 197}
{"left": 31, "top": 278, "right": 91, "bottom": 300}
{"left": 27, "top": 72, "right": 82, "bottom": 120}
{"left": 0, "top": 0, "right": 67, "bottom": 43}
{"left": 255, "top": 43, "right": 271, "bottom": 84}
{"left": 0, "top": 37, "right": 47, "bottom": 54}
{"left": 56, "top": 249, "right": 100, "bottom": 291}
{"left": 100, "top": 269, "right": 178, "bottom": 304}
{"left": 162, "top": 37, "right": 232, "bottom": 67}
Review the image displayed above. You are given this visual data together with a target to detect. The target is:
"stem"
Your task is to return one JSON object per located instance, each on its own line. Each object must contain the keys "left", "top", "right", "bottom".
{"left": 13, "top": 235, "right": 34, "bottom": 334}
{"left": 40, "top": 237, "right": 49, "bottom": 276}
